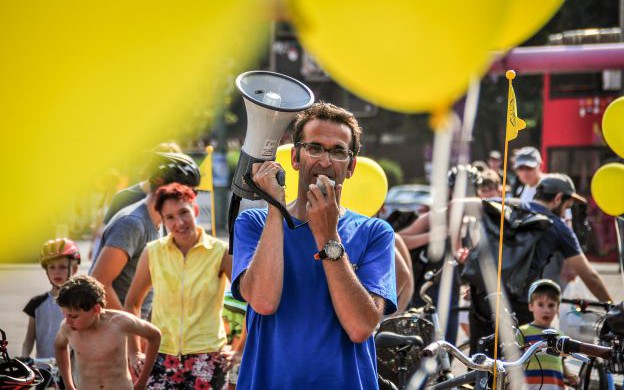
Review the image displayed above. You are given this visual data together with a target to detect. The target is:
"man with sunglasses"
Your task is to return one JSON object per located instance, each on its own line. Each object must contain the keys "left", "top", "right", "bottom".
{"left": 231, "top": 102, "right": 397, "bottom": 389}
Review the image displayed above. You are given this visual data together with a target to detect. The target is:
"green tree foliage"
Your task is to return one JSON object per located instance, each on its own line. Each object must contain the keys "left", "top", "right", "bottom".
{"left": 377, "top": 158, "right": 404, "bottom": 189}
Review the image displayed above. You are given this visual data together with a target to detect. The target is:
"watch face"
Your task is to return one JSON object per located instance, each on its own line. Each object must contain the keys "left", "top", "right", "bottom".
{"left": 324, "top": 241, "right": 344, "bottom": 259}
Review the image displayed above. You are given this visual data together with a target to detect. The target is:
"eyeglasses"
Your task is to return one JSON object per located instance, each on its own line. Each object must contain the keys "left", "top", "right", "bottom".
{"left": 296, "top": 142, "right": 353, "bottom": 162}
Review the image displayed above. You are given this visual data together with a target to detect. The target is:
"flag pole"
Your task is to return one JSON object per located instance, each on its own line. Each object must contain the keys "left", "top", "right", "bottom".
{"left": 492, "top": 70, "right": 526, "bottom": 390}
{"left": 205, "top": 145, "right": 217, "bottom": 238}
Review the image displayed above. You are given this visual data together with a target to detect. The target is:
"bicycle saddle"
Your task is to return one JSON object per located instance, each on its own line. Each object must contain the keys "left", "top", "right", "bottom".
{"left": 375, "top": 332, "right": 424, "bottom": 349}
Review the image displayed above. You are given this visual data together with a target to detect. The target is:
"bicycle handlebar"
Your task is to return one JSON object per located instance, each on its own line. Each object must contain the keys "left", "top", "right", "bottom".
{"left": 556, "top": 337, "right": 611, "bottom": 359}
{"left": 422, "top": 333, "right": 612, "bottom": 374}
{"left": 561, "top": 298, "right": 613, "bottom": 312}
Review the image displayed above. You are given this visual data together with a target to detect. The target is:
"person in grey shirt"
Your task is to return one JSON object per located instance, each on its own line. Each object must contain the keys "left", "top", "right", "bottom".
{"left": 90, "top": 152, "right": 200, "bottom": 317}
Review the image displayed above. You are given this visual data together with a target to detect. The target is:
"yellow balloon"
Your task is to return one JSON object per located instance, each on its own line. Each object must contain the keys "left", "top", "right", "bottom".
{"left": 342, "top": 157, "right": 388, "bottom": 217}
{"left": 591, "top": 163, "right": 624, "bottom": 216}
{"left": 494, "top": 0, "right": 564, "bottom": 50}
{"left": 0, "top": 1, "right": 269, "bottom": 262}
{"left": 276, "top": 144, "right": 299, "bottom": 203}
{"left": 602, "top": 97, "right": 624, "bottom": 158}
{"left": 275, "top": 144, "right": 387, "bottom": 217}
{"left": 288, "top": 1, "right": 508, "bottom": 112}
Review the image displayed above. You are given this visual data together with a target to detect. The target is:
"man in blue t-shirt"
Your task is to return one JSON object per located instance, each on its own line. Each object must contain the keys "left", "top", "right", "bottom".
{"left": 232, "top": 102, "right": 397, "bottom": 390}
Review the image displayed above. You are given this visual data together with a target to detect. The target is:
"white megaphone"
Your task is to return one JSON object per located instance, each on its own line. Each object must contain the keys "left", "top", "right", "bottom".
{"left": 232, "top": 70, "right": 314, "bottom": 200}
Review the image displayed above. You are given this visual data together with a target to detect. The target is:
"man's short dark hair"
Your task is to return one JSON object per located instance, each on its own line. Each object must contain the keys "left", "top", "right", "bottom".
{"left": 57, "top": 275, "right": 107, "bottom": 311}
{"left": 292, "top": 102, "right": 362, "bottom": 156}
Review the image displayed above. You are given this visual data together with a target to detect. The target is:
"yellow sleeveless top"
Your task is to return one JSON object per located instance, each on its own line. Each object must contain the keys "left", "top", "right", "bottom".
{"left": 147, "top": 228, "right": 228, "bottom": 355}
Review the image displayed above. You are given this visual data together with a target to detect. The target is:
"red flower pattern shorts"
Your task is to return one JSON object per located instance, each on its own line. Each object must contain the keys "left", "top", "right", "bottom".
{"left": 147, "top": 352, "right": 229, "bottom": 390}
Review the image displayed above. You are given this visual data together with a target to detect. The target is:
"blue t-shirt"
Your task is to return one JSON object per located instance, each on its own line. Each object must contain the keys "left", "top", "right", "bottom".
{"left": 232, "top": 208, "right": 397, "bottom": 390}
{"left": 526, "top": 202, "right": 581, "bottom": 282}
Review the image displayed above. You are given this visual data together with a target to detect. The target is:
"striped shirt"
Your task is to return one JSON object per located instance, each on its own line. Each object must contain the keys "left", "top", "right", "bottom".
{"left": 517, "top": 323, "right": 565, "bottom": 390}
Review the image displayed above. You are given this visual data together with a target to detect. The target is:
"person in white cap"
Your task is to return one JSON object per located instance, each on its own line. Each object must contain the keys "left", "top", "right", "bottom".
{"left": 487, "top": 150, "right": 504, "bottom": 180}
{"left": 512, "top": 146, "right": 545, "bottom": 202}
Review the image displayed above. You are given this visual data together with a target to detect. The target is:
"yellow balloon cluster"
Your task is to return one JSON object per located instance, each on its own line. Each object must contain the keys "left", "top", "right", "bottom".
{"left": 0, "top": 0, "right": 568, "bottom": 262}
{"left": 275, "top": 144, "right": 387, "bottom": 217}
{"left": 0, "top": 1, "right": 269, "bottom": 261}
{"left": 286, "top": 0, "right": 564, "bottom": 113}
{"left": 592, "top": 97, "right": 624, "bottom": 216}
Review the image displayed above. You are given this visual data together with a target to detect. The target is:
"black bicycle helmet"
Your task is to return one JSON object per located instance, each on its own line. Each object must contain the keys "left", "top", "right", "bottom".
{"left": 447, "top": 164, "right": 483, "bottom": 190}
{"left": 148, "top": 152, "right": 201, "bottom": 189}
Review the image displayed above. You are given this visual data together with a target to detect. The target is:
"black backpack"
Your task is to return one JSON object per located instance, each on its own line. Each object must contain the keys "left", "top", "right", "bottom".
{"left": 461, "top": 199, "right": 553, "bottom": 300}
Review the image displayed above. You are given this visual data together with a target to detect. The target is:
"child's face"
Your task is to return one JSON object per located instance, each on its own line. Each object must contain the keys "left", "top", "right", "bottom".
{"left": 528, "top": 295, "right": 559, "bottom": 328}
{"left": 478, "top": 185, "right": 500, "bottom": 199}
{"left": 61, "top": 305, "right": 101, "bottom": 331}
{"left": 46, "top": 258, "right": 77, "bottom": 287}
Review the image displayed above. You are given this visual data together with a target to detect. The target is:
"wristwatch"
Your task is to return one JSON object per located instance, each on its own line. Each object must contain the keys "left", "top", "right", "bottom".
{"left": 314, "top": 239, "right": 345, "bottom": 261}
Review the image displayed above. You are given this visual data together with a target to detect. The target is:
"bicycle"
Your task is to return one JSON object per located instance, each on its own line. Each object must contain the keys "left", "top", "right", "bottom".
{"left": 421, "top": 329, "right": 612, "bottom": 390}
{"left": 560, "top": 298, "right": 624, "bottom": 390}
{"left": 376, "top": 266, "right": 458, "bottom": 389}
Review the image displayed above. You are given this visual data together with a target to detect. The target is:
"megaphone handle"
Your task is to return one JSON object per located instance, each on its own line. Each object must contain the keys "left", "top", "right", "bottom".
{"left": 243, "top": 172, "right": 296, "bottom": 229}
{"left": 276, "top": 169, "right": 285, "bottom": 187}
{"left": 227, "top": 194, "right": 242, "bottom": 255}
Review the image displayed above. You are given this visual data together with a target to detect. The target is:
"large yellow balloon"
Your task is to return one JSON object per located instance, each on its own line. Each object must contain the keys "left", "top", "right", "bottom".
{"left": 602, "top": 97, "right": 624, "bottom": 158}
{"left": 591, "top": 163, "right": 624, "bottom": 216}
{"left": 275, "top": 144, "right": 387, "bottom": 217}
{"left": 494, "top": 0, "right": 564, "bottom": 50}
{"left": 342, "top": 157, "right": 388, "bottom": 217}
{"left": 0, "top": 1, "right": 269, "bottom": 262}
{"left": 287, "top": 1, "right": 508, "bottom": 113}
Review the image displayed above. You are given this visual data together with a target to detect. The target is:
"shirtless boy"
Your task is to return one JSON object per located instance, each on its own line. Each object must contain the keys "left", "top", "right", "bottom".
{"left": 55, "top": 275, "right": 160, "bottom": 390}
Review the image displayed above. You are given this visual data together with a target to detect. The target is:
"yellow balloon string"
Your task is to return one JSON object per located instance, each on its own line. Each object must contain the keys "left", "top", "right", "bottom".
{"left": 429, "top": 107, "right": 452, "bottom": 132}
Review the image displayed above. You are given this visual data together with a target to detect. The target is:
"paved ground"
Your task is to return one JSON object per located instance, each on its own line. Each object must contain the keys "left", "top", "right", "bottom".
{"left": 1, "top": 240, "right": 621, "bottom": 358}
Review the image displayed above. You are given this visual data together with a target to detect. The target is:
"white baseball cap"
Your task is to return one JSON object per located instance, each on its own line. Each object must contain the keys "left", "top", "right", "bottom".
{"left": 527, "top": 279, "right": 562, "bottom": 302}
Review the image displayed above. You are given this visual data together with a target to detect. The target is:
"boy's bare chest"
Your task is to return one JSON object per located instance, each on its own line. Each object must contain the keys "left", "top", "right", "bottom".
{"left": 69, "top": 326, "right": 126, "bottom": 361}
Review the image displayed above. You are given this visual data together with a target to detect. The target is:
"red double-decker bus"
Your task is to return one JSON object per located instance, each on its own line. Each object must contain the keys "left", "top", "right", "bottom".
{"left": 541, "top": 53, "right": 621, "bottom": 262}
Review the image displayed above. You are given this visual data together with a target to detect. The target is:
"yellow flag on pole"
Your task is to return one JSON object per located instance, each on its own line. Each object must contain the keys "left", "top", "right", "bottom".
{"left": 198, "top": 145, "right": 214, "bottom": 192}
{"left": 505, "top": 70, "right": 526, "bottom": 141}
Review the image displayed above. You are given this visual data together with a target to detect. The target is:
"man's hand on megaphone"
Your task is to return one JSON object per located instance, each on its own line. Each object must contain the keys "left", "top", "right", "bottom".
{"left": 307, "top": 175, "right": 342, "bottom": 247}
{"left": 251, "top": 161, "right": 286, "bottom": 204}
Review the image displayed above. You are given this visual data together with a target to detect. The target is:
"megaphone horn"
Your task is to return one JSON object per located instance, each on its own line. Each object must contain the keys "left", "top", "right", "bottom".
{"left": 231, "top": 70, "right": 314, "bottom": 200}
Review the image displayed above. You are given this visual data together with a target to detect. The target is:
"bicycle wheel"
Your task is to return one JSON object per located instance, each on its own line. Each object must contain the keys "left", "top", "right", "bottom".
{"left": 578, "top": 359, "right": 611, "bottom": 390}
